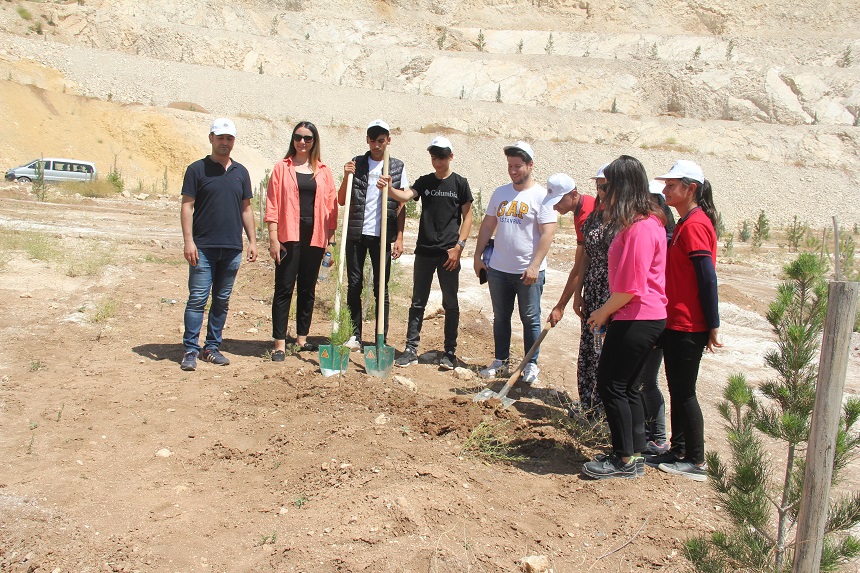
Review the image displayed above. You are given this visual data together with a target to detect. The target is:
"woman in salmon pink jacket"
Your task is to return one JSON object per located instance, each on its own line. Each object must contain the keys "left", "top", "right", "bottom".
{"left": 265, "top": 121, "right": 338, "bottom": 360}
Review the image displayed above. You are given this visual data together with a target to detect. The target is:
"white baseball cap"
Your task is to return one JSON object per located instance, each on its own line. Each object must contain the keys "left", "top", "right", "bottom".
{"left": 544, "top": 173, "right": 576, "bottom": 207}
{"left": 656, "top": 160, "right": 704, "bottom": 184}
{"left": 367, "top": 119, "right": 390, "bottom": 133}
{"left": 503, "top": 140, "right": 535, "bottom": 162}
{"left": 210, "top": 118, "right": 236, "bottom": 137}
{"left": 649, "top": 180, "right": 665, "bottom": 196}
{"left": 427, "top": 136, "right": 453, "bottom": 154}
{"left": 590, "top": 163, "right": 610, "bottom": 179}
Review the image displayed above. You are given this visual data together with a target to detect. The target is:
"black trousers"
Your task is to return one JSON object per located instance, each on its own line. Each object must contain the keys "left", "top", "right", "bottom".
{"left": 345, "top": 235, "right": 391, "bottom": 342}
{"left": 271, "top": 224, "right": 325, "bottom": 340}
{"left": 663, "top": 329, "right": 709, "bottom": 465}
{"left": 405, "top": 252, "right": 460, "bottom": 353}
{"left": 596, "top": 319, "right": 666, "bottom": 458}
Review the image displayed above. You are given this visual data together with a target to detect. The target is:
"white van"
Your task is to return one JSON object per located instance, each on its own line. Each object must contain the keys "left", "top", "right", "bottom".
{"left": 5, "top": 158, "right": 97, "bottom": 183}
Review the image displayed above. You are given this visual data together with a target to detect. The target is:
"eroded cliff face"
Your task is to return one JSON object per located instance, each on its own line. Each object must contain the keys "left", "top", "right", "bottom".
{"left": 0, "top": 0, "right": 858, "bottom": 227}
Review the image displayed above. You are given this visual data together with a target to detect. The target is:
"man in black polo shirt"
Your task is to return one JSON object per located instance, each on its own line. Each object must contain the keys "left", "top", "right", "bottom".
{"left": 384, "top": 136, "right": 473, "bottom": 370}
{"left": 179, "top": 118, "right": 257, "bottom": 371}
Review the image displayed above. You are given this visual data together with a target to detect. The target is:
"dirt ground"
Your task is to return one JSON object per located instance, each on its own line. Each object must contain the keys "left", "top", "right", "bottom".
{"left": 1, "top": 184, "right": 858, "bottom": 573}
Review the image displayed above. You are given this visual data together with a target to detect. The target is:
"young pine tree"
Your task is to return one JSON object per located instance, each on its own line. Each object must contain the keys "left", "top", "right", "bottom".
{"left": 686, "top": 253, "right": 860, "bottom": 573}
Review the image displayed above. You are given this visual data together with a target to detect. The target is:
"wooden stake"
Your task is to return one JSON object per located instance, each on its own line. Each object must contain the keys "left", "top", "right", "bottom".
{"left": 792, "top": 280, "right": 860, "bottom": 573}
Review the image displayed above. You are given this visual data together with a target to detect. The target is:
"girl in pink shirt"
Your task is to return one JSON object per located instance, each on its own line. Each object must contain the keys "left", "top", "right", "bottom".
{"left": 581, "top": 155, "right": 667, "bottom": 480}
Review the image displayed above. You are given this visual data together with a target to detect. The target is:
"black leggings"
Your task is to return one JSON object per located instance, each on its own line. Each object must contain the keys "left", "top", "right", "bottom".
{"left": 663, "top": 329, "right": 708, "bottom": 465}
{"left": 596, "top": 319, "right": 665, "bottom": 458}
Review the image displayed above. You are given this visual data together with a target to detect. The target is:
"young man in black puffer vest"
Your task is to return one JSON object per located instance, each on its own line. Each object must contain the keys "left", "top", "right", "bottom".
{"left": 338, "top": 119, "right": 408, "bottom": 350}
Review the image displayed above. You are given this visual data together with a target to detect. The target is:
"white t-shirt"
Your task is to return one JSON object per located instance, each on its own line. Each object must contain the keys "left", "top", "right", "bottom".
{"left": 486, "top": 182, "right": 558, "bottom": 274}
{"left": 362, "top": 159, "right": 409, "bottom": 237}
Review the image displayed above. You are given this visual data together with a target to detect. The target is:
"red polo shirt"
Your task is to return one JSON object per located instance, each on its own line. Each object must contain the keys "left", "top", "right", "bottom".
{"left": 573, "top": 194, "right": 596, "bottom": 244}
{"left": 665, "top": 207, "right": 717, "bottom": 332}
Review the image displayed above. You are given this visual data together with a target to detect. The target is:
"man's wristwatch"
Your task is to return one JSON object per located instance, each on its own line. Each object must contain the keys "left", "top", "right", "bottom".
{"left": 456, "top": 240, "right": 466, "bottom": 249}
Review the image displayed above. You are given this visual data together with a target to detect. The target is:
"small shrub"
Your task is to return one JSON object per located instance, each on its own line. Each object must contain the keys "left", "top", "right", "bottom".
{"left": 475, "top": 29, "right": 485, "bottom": 52}
{"left": 461, "top": 421, "right": 526, "bottom": 463}
{"left": 785, "top": 215, "right": 807, "bottom": 253}
{"left": 495, "top": 85, "right": 501, "bottom": 103}
{"left": 517, "top": 38, "right": 523, "bottom": 54}
{"left": 725, "top": 39, "right": 735, "bottom": 60}
{"left": 610, "top": 97, "right": 618, "bottom": 113}
{"left": 714, "top": 212, "right": 726, "bottom": 239}
{"left": 107, "top": 155, "right": 124, "bottom": 193}
{"left": 436, "top": 28, "right": 446, "bottom": 50}
{"left": 545, "top": 33, "right": 554, "bottom": 55}
{"left": 92, "top": 297, "right": 119, "bottom": 323}
{"left": 752, "top": 209, "right": 770, "bottom": 248}
{"left": 58, "top": 180, "right": 118, "bottom": 198}
{"left": 692, "top": 45, "right": 701, "bottom": 60}
{"left": 722, "top": 233, "right": 734, "bottom": 255}
{"left": 32, "top": 158, "right": 48, "bottom": 201}
{"left": 738, "top": 220, "right": 751, "bottom": 242}
{"left": 837, "top": 46, "right": 852, "bottom": 68}
{"left": 17, "top": 6, "right": 32, "bottom": 20}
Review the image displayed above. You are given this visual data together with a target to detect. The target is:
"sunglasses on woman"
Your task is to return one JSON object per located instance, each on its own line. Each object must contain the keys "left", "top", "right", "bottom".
{"left": 293, "top": 134, "right": 314, "bottom": 143}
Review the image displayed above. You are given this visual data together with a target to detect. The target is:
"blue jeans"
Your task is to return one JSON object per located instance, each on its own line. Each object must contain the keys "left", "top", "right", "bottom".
{"left": 183, "top": 248, "right": 242, "bottom": 353}
{"left": 487, "top": 267, "right": 544, "bottom": 364}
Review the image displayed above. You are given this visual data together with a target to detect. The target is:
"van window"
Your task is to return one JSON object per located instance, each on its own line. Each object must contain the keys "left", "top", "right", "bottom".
{"left": 28, "top": 160, "right": 51, "bottom": 170}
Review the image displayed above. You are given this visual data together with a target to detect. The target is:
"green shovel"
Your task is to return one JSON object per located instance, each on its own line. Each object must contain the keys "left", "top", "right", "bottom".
{"left": 364, "top": 148, "right": 395, "bottom": 377}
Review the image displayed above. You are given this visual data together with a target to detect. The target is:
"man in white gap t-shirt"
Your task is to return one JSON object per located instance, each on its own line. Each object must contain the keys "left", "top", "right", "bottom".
{"left": 473, "top": 141, "right": 558, "bottom": 385}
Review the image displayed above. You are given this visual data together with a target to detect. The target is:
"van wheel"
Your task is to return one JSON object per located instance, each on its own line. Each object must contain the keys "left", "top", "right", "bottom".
{"left": 17, "top": 176, "right": 31, "bottom": 183}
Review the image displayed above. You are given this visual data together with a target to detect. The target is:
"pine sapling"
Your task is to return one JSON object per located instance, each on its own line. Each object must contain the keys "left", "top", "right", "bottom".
{"left": 686, "top": 253, "right": 860, "bottom": 572}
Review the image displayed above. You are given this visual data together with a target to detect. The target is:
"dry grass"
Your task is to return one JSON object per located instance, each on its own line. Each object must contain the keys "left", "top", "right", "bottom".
{"left": 57, "top": 180, "right": 119, "bottom": 198}
{"left": 0, "top": 229, "right": 60, "bottom": 263}
{"left": 65, "top": 242, "right": 115, "bottom": 277}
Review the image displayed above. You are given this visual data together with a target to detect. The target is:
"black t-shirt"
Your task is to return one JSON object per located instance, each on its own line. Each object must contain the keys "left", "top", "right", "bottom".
{"left": 181, "top": 156, "right": 252, "bottom": 250}
{"left": 297, "top": 172, "right": 316, "bottom": 224}
{"left": 411, "top": 172, "right": 473, "bottom": 256}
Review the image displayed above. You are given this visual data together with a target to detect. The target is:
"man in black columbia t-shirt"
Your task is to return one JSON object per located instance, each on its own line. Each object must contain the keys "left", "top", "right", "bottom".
{"left": 382, "top": 136, "right": 473, "bottom": 370}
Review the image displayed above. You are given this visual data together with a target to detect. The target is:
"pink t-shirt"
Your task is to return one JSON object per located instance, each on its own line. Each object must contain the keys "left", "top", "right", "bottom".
{"left": 607, "top": 215, "right": 668, "bottom": 321}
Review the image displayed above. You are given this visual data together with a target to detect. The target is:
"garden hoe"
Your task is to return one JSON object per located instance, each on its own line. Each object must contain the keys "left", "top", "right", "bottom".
{"left": 473, "top": 323, "right": 553, "bottom": 409}
{"left": 363, "top": 149, "right": 395, "bottom": 377}
{"left": 319, "top": 173, "right": 353, "bottom": 377}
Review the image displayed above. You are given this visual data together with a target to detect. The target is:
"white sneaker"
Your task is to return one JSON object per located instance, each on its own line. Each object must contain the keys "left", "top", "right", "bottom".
{"left": 344, "top": 336, "right": 361, "bottom": 351}
{"left": 522, "top": 363, "right": 540, "bottom": 385}
{"left": 479, "top": 359, "right": 507, "bottom": 379}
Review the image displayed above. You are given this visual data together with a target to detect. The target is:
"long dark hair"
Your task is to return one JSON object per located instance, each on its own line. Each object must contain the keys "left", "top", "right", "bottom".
{"left": 602, "top": 155, "right": 665, "bottom": 234}
{"left": 285, "top": 121, "right": 320, "bottom": 171}
{"left": 681, "top": 177, "right": 718, "bottom": 229}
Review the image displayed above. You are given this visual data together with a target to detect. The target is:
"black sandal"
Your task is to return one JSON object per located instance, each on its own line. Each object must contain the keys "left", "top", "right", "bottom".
{"left": 300, "top": 342, "right": 318, "bottom": 352}
{"left": 271, "top": 350, "right": 286, "bottom": 362}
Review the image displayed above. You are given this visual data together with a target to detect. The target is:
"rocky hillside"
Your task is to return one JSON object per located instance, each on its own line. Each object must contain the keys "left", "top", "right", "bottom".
{"left": 0, "top": 0, "right": 858, "bottom": 227}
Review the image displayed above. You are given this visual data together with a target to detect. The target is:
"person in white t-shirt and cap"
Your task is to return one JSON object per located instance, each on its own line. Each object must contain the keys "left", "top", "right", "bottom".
{"left": 473, "top": 141, "right": 558, "bottom": 384}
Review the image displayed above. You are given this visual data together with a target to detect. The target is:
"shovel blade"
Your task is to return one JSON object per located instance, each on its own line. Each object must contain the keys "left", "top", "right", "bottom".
{"left": 472, "top": 387, "right": 516, "bottom": 409}
{"left": 364, "top": 335, "right": 395, "bottom": 377}
{"left": 319, "top": 344, "right": 349, "bottom": 378}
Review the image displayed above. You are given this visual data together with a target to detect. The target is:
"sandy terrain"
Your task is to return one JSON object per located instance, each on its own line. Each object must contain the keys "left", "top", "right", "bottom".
{"left": 0, "top": 183, "right": 858, "bottom": 573}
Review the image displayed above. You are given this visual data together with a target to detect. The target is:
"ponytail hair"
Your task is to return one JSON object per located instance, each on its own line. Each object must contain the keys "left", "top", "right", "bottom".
{"left": 682, "top": 177, "right": 718, "bottom": 229}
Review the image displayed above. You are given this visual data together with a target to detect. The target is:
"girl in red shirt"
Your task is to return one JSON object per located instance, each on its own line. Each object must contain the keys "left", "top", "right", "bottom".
{"left": 648, "top": 160, "right": 722, "bottom": 481}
